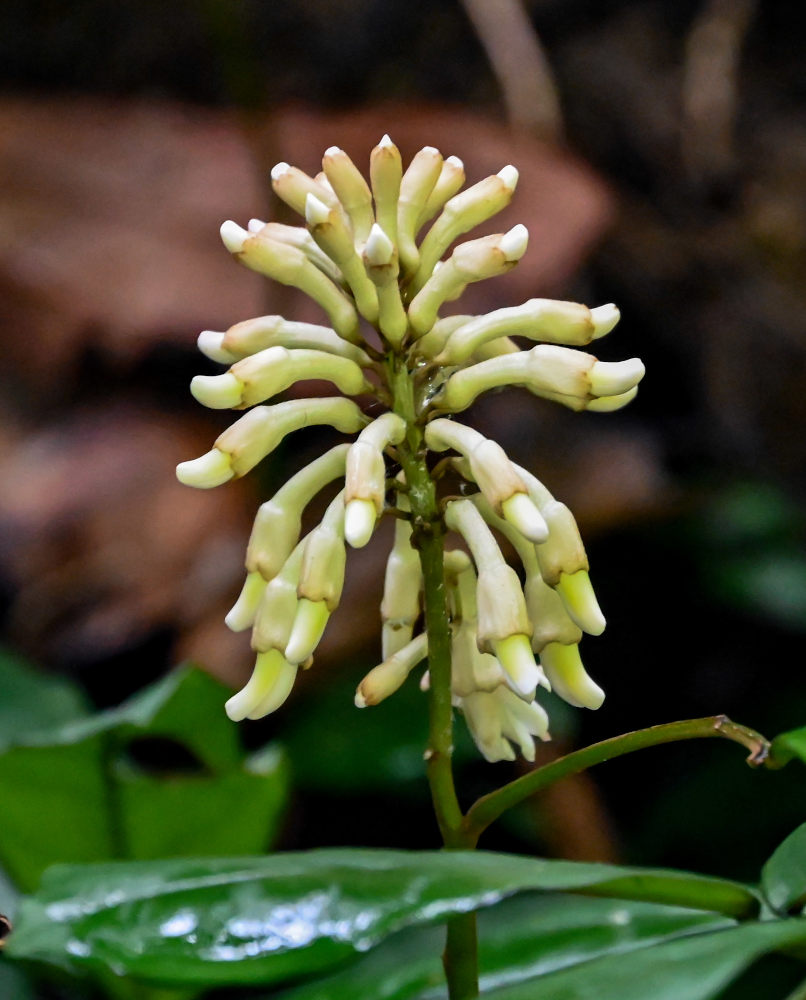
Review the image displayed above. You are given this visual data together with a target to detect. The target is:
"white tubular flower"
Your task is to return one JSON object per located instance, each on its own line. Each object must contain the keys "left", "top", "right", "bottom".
{"left": 411, "top": 165, "right": 519, "bottom": 292}
{"left": 444, "top": 499, "right": 546, "bottom": 699}
{"left": 305, "top": 193, "right": 379, "bottom": 323}
{"left": 362, "top": 224, "right": 409, "bottom": 347}
{"left": 433, "top": 299, "right": 621, "bottom": 365}
{"left": 408, "top": 226, "right": 529, "bottom": 336}
{"left": 437, "top": 343, "right": 645, "bottom": 413}
{"left": 180, "top": 137, "right": 639, "bottom": 752}
{"left": 225, "top": 649, "right": 298, "bottom": 722}
{"left": 396, "top": 145, "right": 443, "bottom": 276}
{"left": 200, "top": 317, "right": 370, "bottom": 366}
{"left": 355, "top": 633, "right": 428, "bottom": 707}
{"left": 344, "top": 413, "right": 406, "bottom": 548}
{"left": 416, "top": 155, "right": 466, "bottom": 231}
{"left": 190, "top": 346, "right": 371, "bottom": 410}
{"left": 245, "top": 443, "right": 350, "bottom": 584}
{"left": 461, "top": 686, "right": 550, "bottom": 763}
{"left": 380, "top": 491, "right": 422, "bottom": 659}
{"left": 285, "top": 492, "right": 347, "bottom": 664}
{"left": 252, "top": 220, "right": 345, "bottom": 286}
{"left": 220, "top": 222, "right": 360, "bottom": 343}
{"left": 178, "top": 397, "right": 366, "bottom": 487}
{"left": 426, "top": 419, "right": 547, "bottom": 543}
{"left": 321, "top": 145, "right": 375, "bottom": 248}
{"left": 369, "top": 135, "right": 403, "bottom": 249}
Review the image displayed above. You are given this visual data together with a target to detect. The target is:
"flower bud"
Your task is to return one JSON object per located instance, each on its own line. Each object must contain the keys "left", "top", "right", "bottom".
{"left": 305, "top": 193, "right": 379, "bottom": 323}
{"left": 245, "top": 443, "right": 349, "bottom": 582}
{"left": 211, "top": 316, "right": 369, "bottom": 365}
{"left": 408, "top": 226, "right": 529, "bottom": 335}
{"left": 397, "top": 145, "right": 443, "bottom": 275}
{"left": 417, "top": 155, "right": 465, "bottom": 230}
{"left": 220, "top": 222, "right": 360, "bottom": 343}
{"left": 362, "top": 224, "right": 408, "bottom": 346}
{"left": 252, "top": 220, "right": 344, "bottom": 286}
{"left": 252, "top": 543, "right": 304, "bottom": 654}
{"left": 270, "top": 161, "right": 340, "bottom": 218}
{"left": 434, "top": 299, "right": 618, "bottom": 365}
{"left": 355, "top": 633, "right": 428, "bottom": 707}
{"left": 175, "top": 448, "right": 233, "bottom": 489}
{"left": 208, "top": 397, "right": 366, "bottom": 480}
{"left": 381, "top": 498, "right": 422, "bottom": 658}
{"left": 224, "top": 649, "right": 298, "bottom": 721}
{"left": 322, "top": 145, "right": 375, "bottom": 247}
{"left": 369, "top": 135, "right": 402, "bottom": 248}
{"left": 426, "top": 419, "right": 547, "bottom": 542}
{"left": 225, "top": 570, "right": 267, "bottom": 632}
{"left": 190, "top": 347, "right": 370, "bottom": 410}
{"left": 539, "top": 641, "right": 604, "bottom": 710}
{"left": 412, "top": 166, "right": 519, "bottom": 292}
{"left": 344, "top": 413, "right": 406, "bottom": 547}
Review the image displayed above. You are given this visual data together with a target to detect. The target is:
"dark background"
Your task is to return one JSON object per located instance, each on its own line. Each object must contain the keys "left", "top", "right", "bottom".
{"left": 1, "top": 0, "right": 805, "bottom": 908}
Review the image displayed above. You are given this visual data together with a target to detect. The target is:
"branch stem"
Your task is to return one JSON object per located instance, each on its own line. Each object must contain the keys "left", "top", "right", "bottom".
{"left": 463, "top": 715, "right": 770, "bottom": 844}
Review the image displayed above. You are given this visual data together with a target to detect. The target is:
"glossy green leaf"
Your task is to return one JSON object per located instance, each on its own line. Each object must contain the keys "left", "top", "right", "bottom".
{"left": 5, "top": 849, "right": 758, "bottom": 987}
{"left": 763, "top": 824, "right": 806, "bottom": 915}
{"left": 0, "top": 665, "right": 289, "bottom": 889}
{"left": 487, "top": 918, "right": 806, "bottom": 1000}
{"left": 276, "top": 893, "right": 733, "bottom": 1000}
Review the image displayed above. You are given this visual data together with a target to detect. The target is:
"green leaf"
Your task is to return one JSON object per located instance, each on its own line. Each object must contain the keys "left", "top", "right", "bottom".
{"left": 276, "top": 893, "right": 733, "bottom": 1000}
{"left": 763, "top": 825, "right": 806, "bottom": 915}
{"left": 0, "top": 648, "right": 89, "bottom": 743}
{"left": 5, "top": 850, "right": 759, "bottom": 987}
{"left": 486, "top": 918, "right": 806, "bottom": 1000}
{"left": 0, "top": 665, "right": 289, "bottom": 889}
{"left": 770, "top": 728, "right": 806, "bottom": 769}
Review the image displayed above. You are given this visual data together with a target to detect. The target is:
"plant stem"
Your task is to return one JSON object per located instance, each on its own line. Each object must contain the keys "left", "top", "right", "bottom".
{"left": 390, "top": 355, "right": 479, "bottom": 999}
{"left": 463, "top": 715, "right": 770, "bottom": 844}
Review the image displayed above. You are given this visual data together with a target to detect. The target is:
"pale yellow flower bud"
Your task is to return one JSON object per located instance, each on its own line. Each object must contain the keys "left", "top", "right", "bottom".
{"left": 355, "top": 633, "right": 428, "bottom": 707}
{"left": 224, "top": 649, "right": 298, "bottom": 721}
{"left": 397, "top": 145, "right": 443, "bottom": 275}
{"left": 175, "top": 448, "right": 233, "bottom": 489}
{"left": 416, "top": 155, "right": 466, "bottom": 230}
{"left": 362, "top": 225, "right": 408, "bottom": 346}
{"left": 381, "top": 499, "right": 422, "bottom": 659}
{"left": 209, "top": 316, "right": 369, "bottom": 366}
{"left": 539, "top": 641, "right": 604, "bottom": 710}
{"left": 220, "top": 222, "right": 360, "bottom": 343}
{"left": 426, "top": 419, "right": 547, "bottom": 542}
{"left": 411, "top": 166, "right": 519, "bottom": 292}
{"left": 250, "top": 220, "right": 344, "bottom": 286}
{"left": 461, "top": 685, "right": 550, "bottom": 763}
{"left": 270, "top": 161, "right": 340, "bottom": 218}
{"left": 225, "top": 570, "right": 267, "bottom": 633}
{"left": 190, "top": 347, "right": 370, "bottom": 410}
{"left": 369, "top": 135, "right": 402, "bottom": 249}
{"left": 344, "top": 413, "right": 406, "bottom": 547}
{"left": 322, "top": 145, "right": 375, "bottom": 247}
{"left": 408, "top": 226, "right": 529, "bottom": 336}
{"left": 251, "top": 543, "right": 304, "bottom": 654}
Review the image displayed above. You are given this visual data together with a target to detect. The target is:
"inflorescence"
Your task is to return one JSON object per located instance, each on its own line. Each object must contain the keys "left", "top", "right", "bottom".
{"left": 177, "top": 136, "right": 645, "bottom": 763}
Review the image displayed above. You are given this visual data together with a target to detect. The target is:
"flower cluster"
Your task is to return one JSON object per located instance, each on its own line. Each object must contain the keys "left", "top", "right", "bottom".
{"left": 177, "top": 136, "right": 645, "bottom": 762}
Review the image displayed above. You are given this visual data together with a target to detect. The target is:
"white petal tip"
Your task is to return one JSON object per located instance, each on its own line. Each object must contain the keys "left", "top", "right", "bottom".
{"left": 190, "top": 373, "right": 243, "bottom": 409}
{"left": 344, "top": 499, "right": 376, "bottom": 548}
{"left": 421, "top": 145, "right": 439, "bottom": 155}
{"left": 379, "top": 134, "right": 394, "bottom": 148}
{"left": 305, "top": 192, "right": 331, "bottom": 227}
{"left": 324, "top": 145, "right": 342, "bottom": 157}
{"left": 497, "top": 165, "right": 519, "bottom": 191}
{"left": 196, "top": 330, "right": 236, "bottom": 365}
{"left": 446, "top": 156, "right": 464, "bottom": 170}
{"left": 220, "top": 220, "right": 249, "bottom": 253}
{"left": 590, "top": 303, "right": 621, "bottom": 338}
{"left": 176, "top": 449, "right": 233, "bottom": 489}
{"left": 270, "top": 161, "right": 290, "bottom": 180}
{"left": 285, "top": 599, "right": 330, "bottom": 664}
{"left": 354, "top": 690, "right": 367, "bottom": 708}
{"left": 590, "top": 357, "right": 645, "bottom": 398}
{"left": 247, "top": 218, "right": 266, "bottom": 233}
{"left": 502, "top": 493, "right": 549, "bottom": 543}
{"left": 500, "top": 224, "right": 529, "bottom": 262}
{"left": 364, "top": 223, "right": 394, "bottom": 266}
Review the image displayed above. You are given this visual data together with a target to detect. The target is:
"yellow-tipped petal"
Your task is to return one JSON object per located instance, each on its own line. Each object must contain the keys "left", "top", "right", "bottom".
{"left": 589, "top": 357, "right": 645, "bottom": 397}
{"left": 247, "top": 653, "right": 298, "bottom": 718}
{"left": 176, "top": 448, "right": 233, "bottom": 488}
{"left": 190, "top": 372, "right": 244, "bottom": 409}
{"left": 540, "top": 641, "right": 605, "bottom": 710}
{"left": 344, "top": 498, "right": 377, "bottom": 549}
{"left": 225, "top": 571, "right": 267, "bottom": 632}
{"left": 285, "top": 598, "right": 330, "bottom": 664}
{"left": 492, "top": 634, "right": 546, "bottom": 700}
{"left": 555, "top": 570, "right": 606, "bottom": 635}
{"left": 225, "top": 649, "right": 293, "bottom": 722}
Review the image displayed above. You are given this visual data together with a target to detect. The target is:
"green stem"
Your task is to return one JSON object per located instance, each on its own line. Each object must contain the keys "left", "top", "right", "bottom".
{"left": 463, "top": 715, "right": 770, "bottom": 845}
{"left": 390, "top": 355, "right": 478, "bottom": 999}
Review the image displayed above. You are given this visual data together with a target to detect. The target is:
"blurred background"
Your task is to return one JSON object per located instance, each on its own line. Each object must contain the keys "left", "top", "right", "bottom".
{"left": 1, "top": 0, "right": 806, "bottom": 943}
